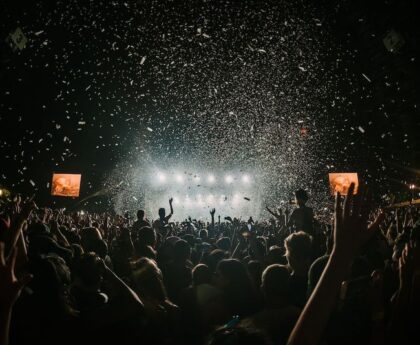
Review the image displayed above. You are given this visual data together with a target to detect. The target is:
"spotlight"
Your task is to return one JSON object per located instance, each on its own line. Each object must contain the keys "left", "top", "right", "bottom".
{"left": 206, "top": 194, "right": 214, "bottom": 203}
{"left": 0, "top": 189, "right": 3, "bottom": 197}
{"left": 173, "top": 196, "right": 180, "bottom": 204}
{"left": 409, "top": 184, "right": 416, "bottom": 190}
{"left": 242, "top": 175, "right": 250, "bottom": 184}
{"left": 225, "top": 175, "right": 233, "bottom": 184}
{"left": 207, "top": 174, "right": 215, "bottom": 183}
{"left": 175, "top": 174, "right": 184, "bottom": 183}
{"left": 157, "top": 172, "right": 166, "bottom": 183}
{"left": 232, "top": 193, "right": 240, "bottom": 205}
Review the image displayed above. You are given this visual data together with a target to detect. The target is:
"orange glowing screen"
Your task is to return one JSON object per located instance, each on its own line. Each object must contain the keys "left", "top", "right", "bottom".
{"left": 51, "top": 173, "right": 81, "bottom": 197}
{"left": 328, "top": 173, "right": 359, "bottom": 195}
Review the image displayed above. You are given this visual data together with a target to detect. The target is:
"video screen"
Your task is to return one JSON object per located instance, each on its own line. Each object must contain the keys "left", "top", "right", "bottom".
{"left": 51, "top": 173, "right": 81, "bottom": 197}
{"left": 328, "top": 173, "right": 359, "bottom": 195}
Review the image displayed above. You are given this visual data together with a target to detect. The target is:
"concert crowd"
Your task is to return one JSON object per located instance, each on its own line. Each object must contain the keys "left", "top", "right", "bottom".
{"left": 0, "top": 185, "right": 419, "bottom": 345}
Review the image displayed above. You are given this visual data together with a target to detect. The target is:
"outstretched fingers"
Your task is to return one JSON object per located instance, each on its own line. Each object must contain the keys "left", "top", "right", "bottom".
{"left": 334, "top": 191, "right": 342, "bottom": 227}
{"left": 343, "top": 183, "right": 355, "bottom": 220}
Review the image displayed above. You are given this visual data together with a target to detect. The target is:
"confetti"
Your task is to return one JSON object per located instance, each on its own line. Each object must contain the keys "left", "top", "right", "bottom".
{"left": 0, "top": 0, "right": 414, "bottom": 218}
{"left": 362, "top": 73, "right": 372, "bottom": 83}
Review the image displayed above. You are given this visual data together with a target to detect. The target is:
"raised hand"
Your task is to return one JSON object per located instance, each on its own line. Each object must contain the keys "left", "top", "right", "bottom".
{"left": 0, "top": 243, "right": 32, "bottom": 309}
{"left": 224, "top": 216, "right": 233, "bottom": 223}
{"left": 6, "top": 199, "right": 36, "bottom": 253}
{"left": 210, "top": 208, "right": 216, "bottom": 217}
{"left": 332, "top": 183, "right": 380, "bottom": 261}
{"left": 399, "top": 242, "right": 420, "bottom": 289}
{"left": 168, "top": 197, "right": 174, "bottom": 216}
{"left": 287, "top": 183, "right": 383, "bottom": 345}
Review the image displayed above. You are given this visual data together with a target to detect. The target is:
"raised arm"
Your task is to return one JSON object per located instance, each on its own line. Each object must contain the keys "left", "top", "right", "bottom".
{"left": 287, "top": 183, "right": 383, "bottom": 345}
{"left": 266, "top": 205, "right": 278, "bottom": 217}
{"left": 169, "top": 197, "right": 174, "bottom": 215}
{"left": 0, "top": 243, "right": 32, "bottom": 345}
{"left": 164, "top": 198, "right": 174, "bottom": 222}
{"left": 209, "top": 208, "right": 216, "bottom": 237}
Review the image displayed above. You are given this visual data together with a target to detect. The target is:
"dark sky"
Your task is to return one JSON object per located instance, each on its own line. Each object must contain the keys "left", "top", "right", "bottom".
{"left": 0, "top": 0, "right": 419, "bottom": 210}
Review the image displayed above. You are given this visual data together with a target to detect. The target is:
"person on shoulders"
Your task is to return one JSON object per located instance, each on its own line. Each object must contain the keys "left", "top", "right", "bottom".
{"left": 153, "top": 198, "right": 174, "bottom": 235}
{"left": 287, "top": 189, "right": 314, "bottom": 235}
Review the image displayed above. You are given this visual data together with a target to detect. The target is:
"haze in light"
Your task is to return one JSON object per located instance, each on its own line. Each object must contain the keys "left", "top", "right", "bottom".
{"left": 225, "top": 175, "right": 233, "bottom": 184}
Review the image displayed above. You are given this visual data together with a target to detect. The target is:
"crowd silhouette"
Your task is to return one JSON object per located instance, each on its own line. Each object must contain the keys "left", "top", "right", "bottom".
{"left": 0, "top": 184, "right": 419, "bottom": 345}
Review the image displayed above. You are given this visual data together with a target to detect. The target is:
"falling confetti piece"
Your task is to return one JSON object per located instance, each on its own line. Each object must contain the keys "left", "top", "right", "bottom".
{"left": 362, "top": 73, "right": 371, "bottom": 82}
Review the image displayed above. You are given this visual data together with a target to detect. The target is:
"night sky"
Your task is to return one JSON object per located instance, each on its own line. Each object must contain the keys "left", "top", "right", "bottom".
{"left": 0, "top": 0, "right": 419, "bottom": 211}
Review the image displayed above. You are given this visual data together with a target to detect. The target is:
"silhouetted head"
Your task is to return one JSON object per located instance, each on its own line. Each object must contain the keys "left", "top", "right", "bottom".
{"left": 266, "top": 245, "right": 286, "bottom": 265}
{"left": 200, "top": 229, "right": 209, "bottom": 241}
{"left": 132, "top": 257, "right": 167, "bottom": 302}
{"left": 158, "top": 207, "right": 166, "bottom": 219}
{"left": 216, "top": 237, "right": 231, "bottom": 251}
{"left": 284, "top": 231, "right": 312, "bottom": 274}
{"left": 137, "top": 209, "right": 145, "bottom": 220}
{"left": 261, "top": 264, "right": 290, "bottom": 299}
{"left": 295, "top": 189, "right": 309, "bottom": 206}
{"left": 193, "top": 264, "right": 212, "bottom": 286}
{"left": 173, "top": 239, "right": 191, "bottom": 262}
{"left": 216, "top": 259, "right": 250, "bottom": 289}
{"left": 138, "top": 226, "right": 157, "bottom": 247}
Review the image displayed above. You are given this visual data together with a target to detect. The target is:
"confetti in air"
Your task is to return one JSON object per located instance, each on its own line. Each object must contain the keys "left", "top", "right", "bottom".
{"left": 0, "top": 0, "right": 417, "bottom": 215}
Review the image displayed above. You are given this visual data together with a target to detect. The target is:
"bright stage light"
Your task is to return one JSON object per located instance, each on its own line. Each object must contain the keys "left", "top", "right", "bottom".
{"left": 175, "top": 174, "right": 184, "bottom": 183}
{"left": 225, "top": 175, "right": 234, "bottom": 184}
{"left": 207, "top": 174, "right": 215, "bottom": 183}
{"left": 206, "top": 194, "right": 214, "bottom": 203}
{"left": 157, "top": 172, "right": 166, "bottom": 183}
{"left": 232, "top": 193, "right": 240, "bottom": 205}
{"left": 242, "top": 175, "right": 250, "bottom": 183}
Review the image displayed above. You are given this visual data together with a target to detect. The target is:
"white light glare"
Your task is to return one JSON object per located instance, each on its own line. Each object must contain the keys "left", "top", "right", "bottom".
{"left": 207, "top": 174, "right": 215, "bottom": 183}
{"left": 157, "top": 172, "right": 166, "bottom": 183}
{"left": 242, "top": 175, "right": 250, "bottom": 183}
{"left": 175, "top": 174, "right": 184, "bottom": 183}
{"left": 225, "top": 175, "right": 234, "bottom": 184}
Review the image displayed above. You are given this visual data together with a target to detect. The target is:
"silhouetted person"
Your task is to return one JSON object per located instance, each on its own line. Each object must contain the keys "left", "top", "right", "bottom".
{"left": 288, "top": 189, "right": 314, "bottom": 235}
